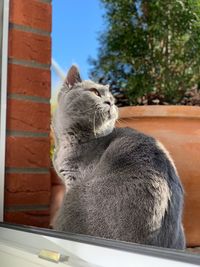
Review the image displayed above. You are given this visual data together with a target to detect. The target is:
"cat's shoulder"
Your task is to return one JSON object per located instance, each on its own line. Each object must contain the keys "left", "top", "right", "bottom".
{"left": 110, "top": 127, "right": 165, "bottom": 155}
{"left": 111, "top": 127, "right": 177, "bottom": 172}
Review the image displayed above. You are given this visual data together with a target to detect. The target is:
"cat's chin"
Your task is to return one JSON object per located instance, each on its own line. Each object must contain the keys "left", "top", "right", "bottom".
{"left": 95, "top": 118, "right": 116, "bottom": 138}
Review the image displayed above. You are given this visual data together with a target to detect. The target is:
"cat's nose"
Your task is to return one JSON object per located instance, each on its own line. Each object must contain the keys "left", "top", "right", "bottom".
{"left": 104, "top": 101, "right": 111, "bottom": 106}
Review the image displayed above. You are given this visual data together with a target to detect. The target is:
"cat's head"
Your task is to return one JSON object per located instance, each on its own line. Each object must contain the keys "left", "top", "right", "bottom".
{"left": 53, "top": 65, "right": 118, "bottom": 142}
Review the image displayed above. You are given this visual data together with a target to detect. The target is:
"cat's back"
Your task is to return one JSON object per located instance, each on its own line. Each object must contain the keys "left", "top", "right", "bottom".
{"left": 79, "top": 127, "right": 158, "bottom": 180}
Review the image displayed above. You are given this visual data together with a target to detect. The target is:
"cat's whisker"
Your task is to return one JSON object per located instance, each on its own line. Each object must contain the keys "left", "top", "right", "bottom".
{"left": 116, "top": 119, "right": 122, "bottom": 126}
{"left": 93, "top": 110, "right": 97, "bottom": 137}
{"left": 116, "top": 118, "right": 125, "bottom": 126}
{"left": 117, "top": 118, "right": 127, "bottom": 125}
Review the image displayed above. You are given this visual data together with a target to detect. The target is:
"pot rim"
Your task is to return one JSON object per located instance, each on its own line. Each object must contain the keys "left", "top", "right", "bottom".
{"left": 118, "top": 105, "right": 200, "bottom": 119}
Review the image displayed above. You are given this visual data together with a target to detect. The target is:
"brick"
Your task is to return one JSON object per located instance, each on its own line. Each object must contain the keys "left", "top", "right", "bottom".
{"left": 7, "top": 99, "right": 50, "bottom": 132}
{"left": 27, "top": 210, "right": 50, "bottom": 216}
{"left": 5, "top": 173, "right": 51, "bottom": 193}
{"left": 5, "top": 191, "right": 50, "bottom": 207}
{"left": 8, "top": 64, "right": 51, "bottom": 98}
{"left": 9, "top": 29, "right": 51, "bottom": 65}
{"left": 6, "top": 136, "right": 51, "bottom": 168}
{"left": 10, "top": 0, "right": 52, "bottom": 32}
{"left": 5, "top": 211, "right": 50, "bottom": 227}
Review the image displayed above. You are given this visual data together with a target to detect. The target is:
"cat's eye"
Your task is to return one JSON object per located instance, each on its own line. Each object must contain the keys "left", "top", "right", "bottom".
{"left": 89, "top": 88, "right": 101, "bottom": 97}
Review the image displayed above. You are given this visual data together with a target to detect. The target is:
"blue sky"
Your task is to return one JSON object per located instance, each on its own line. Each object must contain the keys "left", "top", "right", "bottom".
{"left": 52, "top": 0, "right": 104, "bottom": 93}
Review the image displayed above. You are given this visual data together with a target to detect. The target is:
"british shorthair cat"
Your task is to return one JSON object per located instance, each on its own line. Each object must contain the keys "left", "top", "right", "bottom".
{"left": 52, "top": 65, "right": 185, "bottom": 249}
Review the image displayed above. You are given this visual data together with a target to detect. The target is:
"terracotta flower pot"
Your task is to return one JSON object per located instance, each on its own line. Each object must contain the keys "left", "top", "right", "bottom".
{"left": 116, "top": 105, "right": 200, "bottom": 247}
{"left": 49, "top": 167, "right": 65, "bottom": 228}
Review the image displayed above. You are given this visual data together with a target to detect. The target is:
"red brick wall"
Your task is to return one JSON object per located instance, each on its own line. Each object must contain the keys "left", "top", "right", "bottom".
{"left": 4, "top": 0, "right": 52, "bottom": 228}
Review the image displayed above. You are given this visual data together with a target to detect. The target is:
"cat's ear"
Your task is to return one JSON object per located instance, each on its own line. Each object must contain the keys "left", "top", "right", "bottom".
{"left": 64, "top": 65, "right": 82, "bottom": 88}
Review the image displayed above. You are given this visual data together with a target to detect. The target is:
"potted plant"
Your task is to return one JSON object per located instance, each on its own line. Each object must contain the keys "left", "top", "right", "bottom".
{"left": 116, "top": 104, "right": 200, "bottom": 247}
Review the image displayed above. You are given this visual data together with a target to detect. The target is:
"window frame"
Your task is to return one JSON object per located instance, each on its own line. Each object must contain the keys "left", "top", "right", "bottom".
{"left": 0, "top": 223, "right": 200, "bottom": 266}
{"left": 0, "top": 0, "right": 9, "bottom": 221}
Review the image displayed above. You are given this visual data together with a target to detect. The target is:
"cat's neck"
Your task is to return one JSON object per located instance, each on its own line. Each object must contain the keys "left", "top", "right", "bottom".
{"left": 60, "top": 127, "right": 115, "bottom": 148}
{"left": 62, "top": 121, "right": 114, "bottom": 143}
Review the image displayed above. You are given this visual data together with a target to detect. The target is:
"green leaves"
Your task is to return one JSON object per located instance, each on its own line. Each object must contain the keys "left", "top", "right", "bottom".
{"left": 89, "top": 0, "right": 200, "bottom": 105}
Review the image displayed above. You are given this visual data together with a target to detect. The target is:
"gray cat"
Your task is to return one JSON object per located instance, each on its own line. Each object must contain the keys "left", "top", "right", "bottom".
{"left": 52, "top": 65, "right": 185, "bottom": 249}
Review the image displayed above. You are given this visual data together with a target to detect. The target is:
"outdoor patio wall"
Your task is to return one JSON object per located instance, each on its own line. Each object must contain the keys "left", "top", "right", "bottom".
{"left": 4, "top": 0, "right": 52, "bottom": 227}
